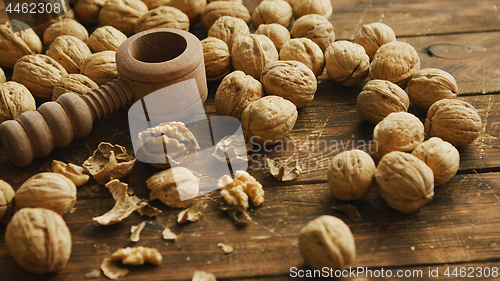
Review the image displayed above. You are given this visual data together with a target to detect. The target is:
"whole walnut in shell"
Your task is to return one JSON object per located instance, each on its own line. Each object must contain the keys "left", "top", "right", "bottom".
{"left": 142, "top": 0, "right": 207, "bottom": 23}
{"left": 241, "top": 95, "right": 298, "bottom": 145}
{"left": 255, "top": 23, "right": 290, "bottom": 52}
{"left": 231, "top": 34, "right": 278, "bottom": 80}
{"left": 81, "top": 51, "right": 118, "bottom": 85}
{"left": 288, "top": 0, "right": 333, "bottom": 19}
{"left": 12, "top": 54, "right": 68, "bottom": 100}
{"left": 0, "top": 180, "right": 15, "bottom": 223}
{"left": 201, "top": 1, "right": 251, "bottom": 29}
{"left": 32, "top": 3, "right": 75, "bottom": 33}
{"left": 201, "top": 37, "right": 232, "bottom": 81}
{"left": 252, "top": 0, "right": 293, "bottom": 29}
{"left": 373, "top": 112, "right": 424, "bottom": 159}
{"left": 375, "top": 151, "right": 434, "bottom": 213}
{"left": 147, "top": 167, "right": 200, "bottom": 208}
{"left": 412, "top": 137, "right": 460, "bottom": 186}
{"left": 299, "top": 215, "right": 356, "bottom": 271}
{"left": 135, "top": 6, "right": 190, "bottom": 33}
{"left": 357, "top": 80, "right": 410, "bottom": 124}
{"left": 46, "top": 35, "right": 92, "bottom": 74}
{"left": 215, "top": 70, "right": 264, "bottom": 120}
{"left": 407, "top": 68, "right": 458, "bottom": 110}
{"left": 53, "top": 74, "right": 99, "bottom": 100}
{"left": 0, "top": 81, "right": 36, "bottom": 123}
{"left": 279, "top": 38, "right": 324, "bottom": 77}
{"left": 369, "top": 41, "right": 420, "bottom": 88}
{"left": 73, "top": 0, "right": 106, "bottom": 24}
{"left": 43, "top": 19, "right": 89, "bottom": 46}
{"left": 14, "top": 172, "right": 77, "bottom": 216}
{"left": 5, "top": 208, "right": 72, "bottom": 274}
{"left": 290, "top": 14, "right": 335, "bottom": 52}
{"left": 261, "top": 60, "right": 317, "bottom": 108}
{"left": 99, "top": 0, "right": 149, "bottom": 36}
{"left": 354, "top": 22, "right": 396, "bottom": 60}
{"left": 327, "top": 149, "right": 376, "bottom": 200}
{"left": 0, "top": 20, "right": 42, "bottom": 68}
{"left": 208, "top": 16, "right": 250, "bottom": 51}
{"left": 424, "top": 99, "right": 482, "bottom": 147}
{"left": 87, "top": 26, "right": 128, "bottom": 52}
{"left": 325, "top": 41, "right": 369, "bottom": 86}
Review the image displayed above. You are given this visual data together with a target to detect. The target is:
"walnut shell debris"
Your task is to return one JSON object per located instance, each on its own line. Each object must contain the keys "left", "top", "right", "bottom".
{"left": 325, "top": 41, "right": 370, "bottom": 87}
{"left": 192, "top": 271, "right": 217, "bottom": 281}
{"left": 101, "top": 258, "right": 130, "bottom": 279}
{"left": 252, "top": 0, "right": 293, "bottom": 29}
{"left": 375, "top": 151, "right": 434, "bottom": 213}
{"left": 0, "top": 180, "right": 15, "bottom": 223}
{"left": 142, "top": 0, "right": 207, "bottom": 23}
{"left": 357, "top": 79, "right": 410, "bottom": 124}
{"left": 130, "top": 221, "right": 146, "bottom": 242}
{"left": 231, "top": 34, "right": 279, "bottom": 80}
{"left": 147, "top": 167, "right": 200, "bottom": 208}
{"left": 51, "top": 160, "right": 90, "bottom": 187}
{"left": 5, "top": 208, "right": 72, "bottom": 274}
{"left": 93, "top": 180, "right": 139, "bottom": 225}
{"left": 288, "top": 0, "right": 333, "bottom": 19}
{"left": 135, "top": 6, "right": 190, "bottom": 33}
{"left": 111, "top": 247, "right": 162, "bottom": 265}
{"left": 201, "top": 37, "right": 232, "bottom": 81}
{"left": 215, "top": 70, "right": 264, "bottom": 120}
{"left": 81, "top": 50, "right": 118, "bottom": 85}
{"left": 0, "top": 20, "right": 42, "bottom": 68}
{"left": 217, "top": 242, "right": 233, "bottom": 254}
{"left": 43, "top": 18, "right": 89, "bottom": 46}
{"left": 0, "top": 81, "right": 36, "bottom": 123}
{"left": 177, "top": 201, "right": 208, "bottom": 223}
{"left": 290, "top": 14, "right": 335, "bottom": 52}
{"left": 201, "top": 1, "right": 251, "bottom": 29}
{"left": 15, "top": 172, "right": 77, "bottom": 216}
{"left": 52, "top": 73, "right": 99, "bottom": 100}
{"left": 87, "top": 26, "right": 128, "bottom": 53}
{"left": 407, "top": 68, "right": 458, "bottom": 110}
{"left": 354, "top": 22, "right": 396, "bottom": 60}
{"left": 255, "top": 23, "right": 290, "bottom": 52}
{"left": 218, "top": 170, "right": 264, "bottom": 210}
{"left": 299, "top": 215, "right": 356, "bottom": 271}
{"left": 424, "top": 99, "right": 482, "bottom": 147}
{"left": 208, "top": 16, "right": 250, "bottom": 51}
{"left": 279, "top": 38, "right": 324, "bottom": 77}
{"left": 99, "top": 0, "right": 149, "bottom": 36}
{"left": 267, "top": 154, "right": 301, "bottom": 181}
{"left": 83, "top": 142, "right": 136, "bottom": 185}
{"left": 46, "top": 35, "right": 92, "bottom": 74}
{"left": 162, "top": 227, "right": 177, "bottom": 240}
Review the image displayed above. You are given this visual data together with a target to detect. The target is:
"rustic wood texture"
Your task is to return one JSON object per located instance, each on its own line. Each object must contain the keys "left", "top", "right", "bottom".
{"left": 1, "top": 0, "right": 500, "bottom": 280}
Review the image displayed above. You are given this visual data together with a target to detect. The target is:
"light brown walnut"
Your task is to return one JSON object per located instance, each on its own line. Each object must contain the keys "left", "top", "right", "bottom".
{"left": 290, "top": 14, "right": 335, "bottom": 52}
{"left": 218, "top": 170, "right": 264, "bottom": 210}
{"left": 0, "top": 67, "right": 5, "bottom": 83}
{"left": 252, "top": 0, "right": 293, "bottom": 29}
{"left": 73, "top": 0, "right": 106, "bottom": 24}
{"left": 201, "top": 1, "right": 251, "bottom": 29}
{"left": 0, "top": 20, "right": 42, "bottom": 68}
{"left": 43, "top": 19, "right": 89, "bottom": 46}
{"left": 111, "top": 247, "right": 162, "bottom": 265}
{"left": 231, "top": 34, "right": 278, "bottom": 80}
{"left": 201, "top": 37, "right": 232, "bottom": 81}
{"left": 407, "top": 68, "right": 458, "bottom": 110}
{"left": 255, "top": 23, "right": 290, "bottom": 51}
{"left": 81, "top": 50, "right": 118, "bottom": 85}
{"left": 208, "top": 16, "right": 250, "bottom": 51}
{"left": 279, "top": 38, "right": 324, "bottom": 77}
{"left": 354, "top": 22, "right": 396, "bottom": 60}
{"left": 52, "top": 73, "right": 99, "bottom": 100}
{"left": 135, "top": 6, "right": 190, "bottom": 33}
{"left": 288, "top": 0, "right": 332, "bottom": 19}
{"left": 46, "top": 35, "right": 92, "bottom": 74}
{"left": 87, "top": 26, "right": 128, "bottom": 52}
{"left": 0, "top": 81, "right": 36, "bottom": 123}
{"left": 99, "top": 0, "right": 148, "bottom": 36}
{"left": 142, "top": 0, "right": 207, "bottom": 23}
{"left": 0, "top": 180, "right": 15, "bottom": 223}
{"left": 51, "top": 160, "right": 90, "bottom": 187}
{"left": 325, "top": 41, "right": 369, "bottom": 86}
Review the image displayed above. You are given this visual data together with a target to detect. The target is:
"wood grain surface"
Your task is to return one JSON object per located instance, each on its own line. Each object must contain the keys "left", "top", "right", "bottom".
{"left": 1, "top": 0, "right": 500, "bottom": 280}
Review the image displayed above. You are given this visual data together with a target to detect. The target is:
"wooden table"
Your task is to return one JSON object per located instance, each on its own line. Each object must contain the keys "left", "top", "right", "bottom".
{"left": 1, "top": 0, "right": 500, "bottom": 280}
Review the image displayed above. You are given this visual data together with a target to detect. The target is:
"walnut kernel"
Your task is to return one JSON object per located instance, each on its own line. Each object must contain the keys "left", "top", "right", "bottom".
{"left": 218, "top": 170, "right": 264, "bottom": 210}
{"left": 111, "top": 247, "right": 162, "bottom": 265}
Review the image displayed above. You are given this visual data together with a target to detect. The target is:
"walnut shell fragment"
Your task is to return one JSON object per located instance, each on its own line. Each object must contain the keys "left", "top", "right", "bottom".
{"left": 218, "top": 170, "right": 264, "bottom": 210}
{"left": 111, "top": 247, "right": 162, "bottom": 265}
{"left": 130, "top": 221, "right": 146, "bottom": 242}
{"left": 147, "top": 167, "right": 200, "bottom": 208}
{"left": 0, "top": 180, "right": 15, "bottom": 223}
{"left": 217, "top": 242, "right": 233, "bottom": 254}
{"left": 83, "top": 142, "right": 136, "bottom": 185}
{"left": 136, "top": 200, "right": 163, "bottom": 217}
{"left": 93, "top": 180, "right": 139, "bottom": 225}
{"left": 51, "top": 160, "right": 90, "bottom": 187}
{"left": 100, "top": 258, "right": 130, "bottom": 280}
{"left": 213, "top": 134, "right": 253, "bottom": 164}
{"left": 267, "top": 154, "right": 301, "bottom": 181}
{"left": 162, "top": 227, "right": 177, "bottom": 240}
{"left": 192, "top": 271, "right": 217, "bottom": 281}
{"left": 177, "top": 201, "right": 208, "bottom": 223}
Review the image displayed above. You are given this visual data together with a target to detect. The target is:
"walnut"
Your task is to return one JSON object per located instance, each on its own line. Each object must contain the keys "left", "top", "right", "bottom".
{"left": 424, "top": 99, "right": 482, "bottom": 147}
{"left": 0, "top": 20, "right": 43, "bottom": 68}
{"left": 142, "top": 0, "right": 207, "bottom": 24}
{"left": 87, "top": 26, "right": 128, "bottom": 53}
{"left": 5, "top": 208, "right": 72, "bottom": 274}
{"left": 369, "top": 41, "right": 420, "bottom": 88}
{"left": 52, "top": 73, "right": 99, "bottom": 100}
{"left": 325, "top": 41, "right": 369, "bottom": 86}
{"left": 288, "top": 0, "right": 333, "bottom": 19}
{"left": 73, "top": 0, "right": 106, "bottom": 24}
{"left": 135, "top": 6, "right": 190, "bottom": 33}
{"left": 146, "top": 167, "right": 200, "bottom": 208}
{"left": 208, "top": 16, "right": 250, "bottom": 51}
{"left": 12, "top": 54, "right": 68, "bottom": 101}
{"left": 201, "top": 37, "right": 232, "bottom": 81}
{"left": 51, "top": 160, "right": 90, "bottom": 187}
{"left": 252, "top": 0, "right": 293, "bottom": 29}
{"left": 99, "top": 0, "right": 148, "bottom": 36}
{"left": 412, "top": 137, "right": 459, "bottom": 186}
{"left": 407, "top": 68, "right": 458, "bottom": 110}
{"left": 111, "top": 247, "right": 162, "bottom": 265}
{"left": 375, "top": 151, "right": 434, "bottom": 213}
{"left": 45, "top": 35, "right": 92, "bottom": 74}
{"left": 354, "top": 22, "right": 396, "bottom": 60}
{"left": 0, "top": 67, "right": 5, "bottom": 83}
{"left": 279, "top": 38, "right": 324, "bottom": 77}
{"left": 81, "top": 50, "right": 118, "bottom": 85}
{"left": 290, "top": 14, "right": 335, "bottom": 52}
{"left": 43, "top": 19, "right": 89, "bottom": 46}
{"left": 241, "top": 95, "right": 298, "bottom": 144}
{"left": 215, "top": 70, "right": 264, "bottom": 119}
{"left": 373, "top": 112, "right": 424, "bottom": 159}
{"left": 83, "top": 142, "right": 136, "bottom": 185}
{"left": 261, "top": 60, "right": 317, "bottom": 108}
{"left": 217, "top": 170, "right": 264, "bottom": 210}
{"left": 213, "top": 134, "right": 253, "bottom": 164}
{"left": 209, "top": 0, "right": 241, "bottom": 2}
{"left": 357, "top": 80, "right": 410, "bottom": 124}
{"left": 327, "top": 149, "right": 376, "bottom": 200}
{"left": 231, "top": 34, "right": 278, "bottom": 80}
{"left": 0, "top": 180, "right": 15, "bottom": 223}
{"left": 136, "top": 121, "right": 200, "bottom": 169}
{"left": 0, "top": 81, "right": 36, "bottom": 123}
{"left": 255, "top": 23, "right": 290, "bottom": 52}
{"left": 201, "top": 1, "right": 251, "bottom": 29}
{"left": 93, "top": 180, "right": 139, "bottom": 225}
{"left": 267, "top": 154, "right": 301, "bottom": 181}
{"left": 299, "top": 215, "right": 356, "bottom": 271}
{"left": 32, "top": 2, "right": 74, "bottom": 33}
{"left": 192, "top": 271, "right": 217, "bottom": 281}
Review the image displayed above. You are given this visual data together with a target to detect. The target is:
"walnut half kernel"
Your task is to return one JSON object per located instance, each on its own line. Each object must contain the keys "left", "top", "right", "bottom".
{"left": 218, "top": 170, "right": 264, "bottom": 211}
{"left": 111, "top": 247, "right": 162, "bottom": 265}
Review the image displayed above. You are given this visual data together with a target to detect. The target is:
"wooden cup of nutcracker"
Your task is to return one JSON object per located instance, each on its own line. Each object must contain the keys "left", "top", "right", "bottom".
{"left": 0, "top": 28, "right": 207, "bottom": 167}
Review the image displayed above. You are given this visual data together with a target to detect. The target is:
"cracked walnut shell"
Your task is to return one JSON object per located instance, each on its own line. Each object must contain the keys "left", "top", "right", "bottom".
{"left": 255, "top": 23, "right": 290, "bottom": 52}
{"left": 375, "top": 151, "right": 434, "bottom": 213}
{"left": 424, "top": 99, "right": 482, "bottom": 147}
{"left": 81, "top": 50, "right": 118, "bottom": 85}
{"left": 147, "top": 167, "right": 200, "bottom": 208}
{"left": 407, "top": 68, "right": 458, "bottom": 110}
{"left": 201, "top": 37, "right": 231, "bottom": 81}
{"left": 87, "top": 26, "right": 128, "bottom": 52}
{"left": 201, "top": 1, "right": 251, "bottom": 29}
{"left": 325, "top": 41, "right": 369, "bottom": 86}
{"left": 0, "top": 20, "right": 42, "bottom": 68}
{"left": 135, "top": 6, "right": 190, "bottom": 33}
{"left": 231, "top": 34, "right": 279, "bottom": 80}
{"left": 51, "top": 160, "right": 90, "bottom": 187}
{"left": 252, "top": 0, "right": 293, "bottom": 29}
{"left": 93, "top": 180, "right": 139, "bottom": 225}
{"left": 52, "top": 73, "right": 99, "bottom": 100}
{"left": 83, "top": 142, "right": 136, "bottom": 185}
{"left": 43, "top": 19, "right": 89, "bottom": 46}
{"left": 5, "top": 208, "right": 71, "bottom": 274}
{"left": 46, "top": 35, "right": 92, "bottom": 74}
{"left": 208, "top": 16, "right": 250, "bottom": 51}
{"left": 299, "top": 215, "right": 356, "bottom": 271}
{"left": 354, "top": 22, "right": 396, "bottom": 60}
{"left": 0, "top": 180, "right": 15, "bottom": 223}
{"left": 0, "top": 81, "right": 36, "bottom": 123}
{"left": 99, "top": 0, "right": 148, "bottom": 36}
{"left": 290, "top": 14, "right": 335, "bottom": 52}
{"left": 279, "top": 38, "right": 324, "bottom": 77}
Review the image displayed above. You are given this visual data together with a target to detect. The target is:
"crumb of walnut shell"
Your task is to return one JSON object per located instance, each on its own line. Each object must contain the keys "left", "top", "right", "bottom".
{"left": 101, "top": 258, "right": 129, "bottom": 279}
{"left": 354, "top": 22, "right": 396, "bottom": 61}
{"left": 325, "top": 41, "right": 370, "bottom": 87}
{"left": 252, "top": 0, "right": 293, "bottom": 29}
{"left": 255, "top": 23, "right": 290, "bottom": 52}
{"left": 177, "top": 201, "right": 208, "bottom": 223}
{"left": 0, "top": 81, "right": 36, "bottom": 123}
{"left": 218, "top": 170, "right": 264, "bottom": 210}
{"left": 93, "top": 180, "right": 140, "bottom": 225}
{"left": 135, "top": 6, "right": 190, "bottom": 33}
{"left": 201, "top": 1, "right": 251, "bottom": 30}
{"left": 407, "top": 68, "right": 458, "bottom": 110}
{"left": 208, "top": 16, "right": 250, "bottom": 51}
{"left": 43, "top": 19, "right": 89, "bottom": 46}
{"left": 130, "top": 221, "right": 146, "bottom": 242}
{"left": 201, "top": 37, "right": 232, "bottom": 81}
{"left": 111, "top": 246, "right": 162, "bottom": 265}
{"left": 231, "top": 34, "right": 279, "bottom": 80}
{"left": 279, "top": 38, "right": 324, "bottom": 77}
{"left": 51, "top": 160, "right": 90, "bottom": 187}
{"left": 267, "top": 154, "right": 302, "bottom": 182}
{"left": 192, "top": 270, "right": 217, "bottom": 281}
{"left": 87, "top": 26, "right": 127, "bottom": 52}
{"left": 290, "top": 14, "right": 335, "bottom": 52}
{"left": 0, "top": 20, "right": 42, "bottom": 69}
{"left": 162, "top": 226, "right": 177, "bottom": 240}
